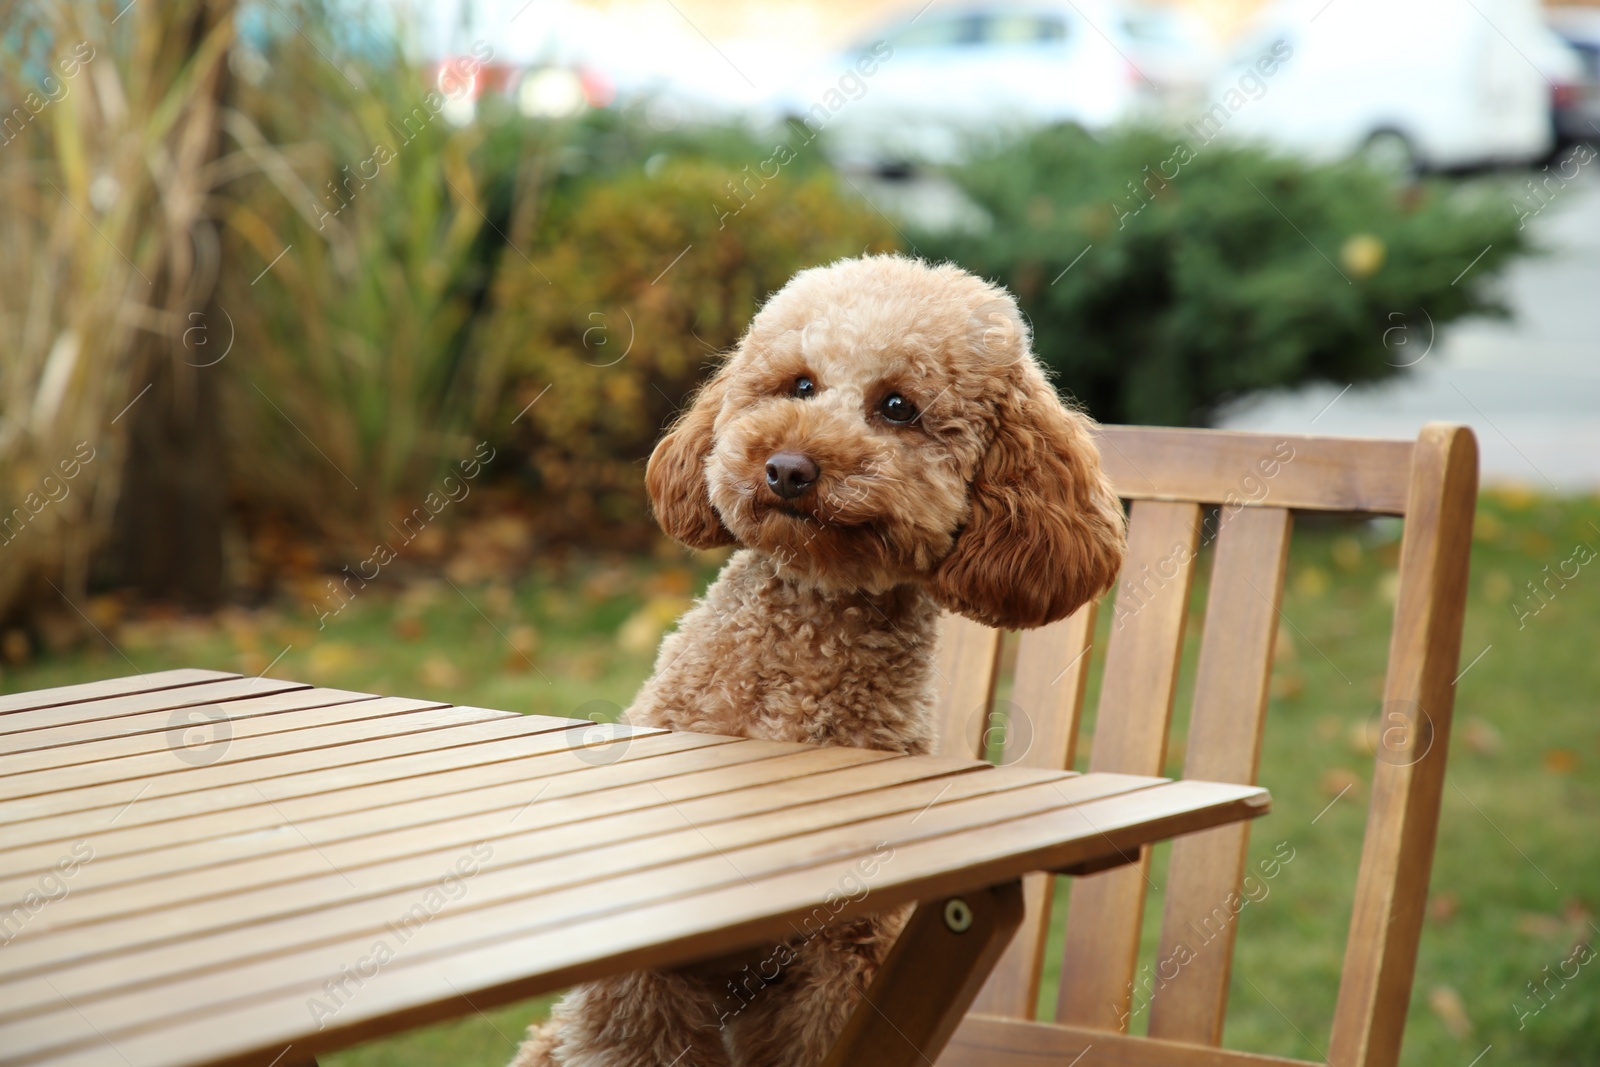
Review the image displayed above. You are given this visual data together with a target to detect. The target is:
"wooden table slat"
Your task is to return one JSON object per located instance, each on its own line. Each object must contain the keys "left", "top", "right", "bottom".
{"left": 0, "top": 710, "right": 600, "bottom": 811}
{"left": 0, "top": 756, "right": 999, "bottom": 1012}
{"left": 3, "top": 689, "right": 384, "bottom": 752}
{"left": 0, "top": 713, "right": 631, "bottom": 829}
{"left": 0, "top": 692, "right": 426, "bottom": 774}
{"left": 0, "top": 703, "right": 505, "bottom": 802}
{"left": 0, "top": 670, "right": 240, "bottom": 716}
{"left": 0, "top": 763, "right": 1085, "bottom": 975}
{"left": 5, "top": 779, "right": 1265, "bottom": 1067}
{"left": 0, "top": 773, "right": 1147, "bottom": 1040}
{"left": 0, "top": 744, "right": 900, "bottom": 906}
{"left": 0, "top": 730, "right": 743, "bottom": 859}
{"left": 0, "top": 678, "right": 310, "bottom": 738}
{"left": 0, "top": 671, "right": 1271, "bottom": 1067}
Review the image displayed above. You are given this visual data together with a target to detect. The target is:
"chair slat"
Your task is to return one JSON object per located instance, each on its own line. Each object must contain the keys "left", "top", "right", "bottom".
{"left": 1328, "top": 425, "right": 1476, "bottom": 1067}
{"left": 1147, "top": 506, "right": 1293, "bottom": 1043}
{"left": 1057, "top": 501, "right": 1202, "bottom": 1029}
{"left": 1095, "top": 426, "right": 1413, "bottom": 515}
{"left": 970, "top": 602, "right": 1097, "bottom": 1018}
{"left": 933, "top": 613, "right": 1003, "bottom": 760}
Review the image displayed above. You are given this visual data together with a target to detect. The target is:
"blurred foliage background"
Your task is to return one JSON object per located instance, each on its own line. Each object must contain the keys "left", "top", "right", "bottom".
{"left": 919, "top": 125, "right": 1529, "bottom": 425}
{"left": 0, "top": 0, "right": 1531, "bottom": 636}
{"left": 0, "top": 3, "right": 1591, "bottom": 1066}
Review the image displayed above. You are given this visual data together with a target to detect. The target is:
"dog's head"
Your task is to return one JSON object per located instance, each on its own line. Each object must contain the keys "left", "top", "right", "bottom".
{"left": 646, "top": 255, "right": 1125, "bottom": 629}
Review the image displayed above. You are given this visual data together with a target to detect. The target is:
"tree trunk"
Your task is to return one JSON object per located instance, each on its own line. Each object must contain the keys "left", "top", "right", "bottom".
{"left": 106, "top": 0, "right": 235, "bottom": 609}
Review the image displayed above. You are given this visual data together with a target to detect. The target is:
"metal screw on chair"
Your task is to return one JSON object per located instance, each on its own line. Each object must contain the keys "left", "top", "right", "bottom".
{"left": 943, "top": 898, "right": 973, "bottom": 933}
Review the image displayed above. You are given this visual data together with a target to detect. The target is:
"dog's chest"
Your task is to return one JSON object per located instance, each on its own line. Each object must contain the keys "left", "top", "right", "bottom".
{"left": 632, "top": 553, "right": 942, "bottom": 754}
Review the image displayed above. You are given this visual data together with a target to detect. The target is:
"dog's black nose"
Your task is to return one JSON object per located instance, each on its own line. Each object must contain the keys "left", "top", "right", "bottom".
{"left": 765, "top": 451, "right": 819, "bottom": 500}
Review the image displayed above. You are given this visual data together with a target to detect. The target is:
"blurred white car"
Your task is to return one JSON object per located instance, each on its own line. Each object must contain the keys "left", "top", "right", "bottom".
{"left": 372, "top": 0, "right": 753, "bottom": 126}
{"left": 763, "top": 1, "right": 1209, "bottom": 168}
{"left": 1213, "top": 0, "right": 1580, "bottom": 170}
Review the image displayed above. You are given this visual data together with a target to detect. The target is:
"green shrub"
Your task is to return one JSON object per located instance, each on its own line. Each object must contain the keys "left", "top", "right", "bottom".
{"left": 214, "top": 10, "right": 569, "bottom": 555}
{"left": 478, "top": 159, "right": 899, "bottom": 544}
{"left": 918, "top": 125, "right": 1532, "bottom": 425}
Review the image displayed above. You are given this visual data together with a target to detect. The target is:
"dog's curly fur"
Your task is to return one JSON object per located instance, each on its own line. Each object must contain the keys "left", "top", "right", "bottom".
{"left": 511, "top": 255, "right": 1126, "bottom": 1067}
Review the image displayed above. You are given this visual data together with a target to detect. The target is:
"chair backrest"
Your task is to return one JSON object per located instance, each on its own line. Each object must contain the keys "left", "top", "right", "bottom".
{"left": 932, "top": 423, "right": 1477, "bottom": 1067}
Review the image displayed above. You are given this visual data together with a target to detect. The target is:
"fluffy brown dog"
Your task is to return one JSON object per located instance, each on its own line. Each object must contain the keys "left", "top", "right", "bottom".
{"left": 512, "top": 254, "right": 1125, "bottom": 1067}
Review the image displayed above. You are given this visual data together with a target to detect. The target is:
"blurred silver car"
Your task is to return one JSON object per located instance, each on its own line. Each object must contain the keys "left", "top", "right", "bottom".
{"left": 1548, "top": 8, "right": 1600, "bottom": 146}
{"left": 762, "top": 0, "right": 1216, "bottom": 168}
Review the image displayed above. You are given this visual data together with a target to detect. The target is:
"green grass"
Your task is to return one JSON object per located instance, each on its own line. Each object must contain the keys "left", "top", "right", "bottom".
{"left": 3, "top": 493, "right": 1596, "bottom": 1066}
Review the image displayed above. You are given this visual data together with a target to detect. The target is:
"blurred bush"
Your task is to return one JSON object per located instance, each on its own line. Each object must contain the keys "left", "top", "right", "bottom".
{"left": 214, "top": 9, "right": 548, "bottom": 564}
{"left": 919, "top": 125, "right": 1532, "bottom": 425}
{"left": 0, "top": 4, "right": 1544, "bottom": 635}
{"left": 0, "top": 0, "right": 235, "bottom": 630}
{"left": 477, "top": 159, "right": 898, "bottom": 544}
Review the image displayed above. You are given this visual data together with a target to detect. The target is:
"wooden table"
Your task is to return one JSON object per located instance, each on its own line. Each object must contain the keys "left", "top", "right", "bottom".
{"left": 0, "top": 669, "right": 1270, "bottom": 1067}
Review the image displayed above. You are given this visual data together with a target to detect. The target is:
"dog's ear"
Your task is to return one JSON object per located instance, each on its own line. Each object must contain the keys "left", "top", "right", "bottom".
{"left": 930, "top": 366, "right": 1126, "bottom": 629}
{"left": 646, "top": 367, "right": 738, "bottom": 549}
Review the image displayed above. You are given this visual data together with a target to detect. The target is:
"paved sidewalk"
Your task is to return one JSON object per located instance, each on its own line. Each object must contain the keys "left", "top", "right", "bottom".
{"left": 1221, "top": 171, "right": 1600, "bottom": 491}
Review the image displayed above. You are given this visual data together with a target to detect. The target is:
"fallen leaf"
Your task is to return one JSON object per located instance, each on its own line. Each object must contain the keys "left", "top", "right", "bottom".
{"left": 86, "top": 595, "right": 124, "bottom": 629}
{"left": 571, "top": 649, "right": 607, "bottom": 681}
{"left": 617, "top": 596, "right": 691, "bottom": 655}
{"left": 508, "top": 624, "right": 540, "bottom": 656}
{"left": 1331, "top": 536, "right": 1363, "bottom": 572}
{"left": 1489, "top": 485, "right": 1536, "bottom": 511}
{"left": 407, "top": 524, "right": 450, "bottom": 561}
{"left": 484, "top": 583, "right": 514, "bottom": 617}
{"left": 308, "top": 643, "right": 358, "bottom": 679}
{"left": 1294, "top": 566, "right": 1330, "bottom": 598}
{"left": 1473, "top": 512, "right": 1504, "bottom": 544}
{"left": 1516, "top": 913, "right": 1567, "bottom": 940}
{"left": 1427, "top": 891, "right": 1460, "bottom": 925}
{"left": 1349, "top": 720, "right": 1379, "bottom": 757}
{"left": 502, "top": 625, "right": 541, "bottom": 672}
{"left": 1561, "top": 899, "right": 1593, "bottom": 926}
{"left": 583, "top": 566, "right": 632, "bottom": 605}
{"left": 1427, "top": 985, "right": 1472, "bottom": 1038}
{"left": 646, "top": 567, "right": 694, "bottom": 597}
{"left": 419, "top": 655, "right": 460, "bottom": 689}
{"left": 393, "top": 616, "right": 425, "bottom": 642}
{"left": 1, "top": 630, "right": 32, "bottom": 664}
{"left": 1460, "top": 719, "right": 1503, "bottom": 756}
{"left": 1270, "top": 672, "right": 1306, "bottom": 702}
{"left": 1543, "top": 749, "right": 1579, "bottom": 775}
{"left": 1320, "top": 767, "right": 1361, "bottom": 800}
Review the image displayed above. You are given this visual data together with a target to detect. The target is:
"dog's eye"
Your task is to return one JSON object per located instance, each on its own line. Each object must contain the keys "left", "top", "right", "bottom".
{"left": 880, "top": 393, "right": 918, "bottom": 424}
{"left": 792, "top": 376, "right": 816, "bottom": 399}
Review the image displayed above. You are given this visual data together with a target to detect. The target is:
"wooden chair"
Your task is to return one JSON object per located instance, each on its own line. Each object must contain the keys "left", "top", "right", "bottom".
{"left": 930, "top": 423, "right": 1478, "bottom": 1067}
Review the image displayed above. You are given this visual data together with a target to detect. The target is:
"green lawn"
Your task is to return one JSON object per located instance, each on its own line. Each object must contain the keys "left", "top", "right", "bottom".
{"left": 3, "top": 490, "right": 1596, "bottom": 1066}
